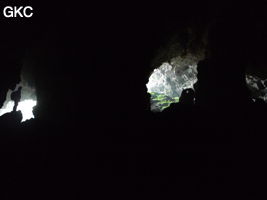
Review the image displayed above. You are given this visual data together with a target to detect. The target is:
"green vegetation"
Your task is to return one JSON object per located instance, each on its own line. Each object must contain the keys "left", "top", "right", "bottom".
{"left": 149, "top": 92, "right": 179, "bottom": 111}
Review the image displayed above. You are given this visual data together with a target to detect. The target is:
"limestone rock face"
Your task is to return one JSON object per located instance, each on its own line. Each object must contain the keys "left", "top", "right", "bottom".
{"left": 246, "top": 74, "right": 267, "bottom": 101}
{"left": 146, "top": 52, "right": 202, "bottom": 112}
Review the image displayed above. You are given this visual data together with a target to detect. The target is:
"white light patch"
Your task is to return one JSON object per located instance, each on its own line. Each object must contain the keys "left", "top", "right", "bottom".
{"left": 146, "top": 61, "right": 198, "bottom": 111}
{"left": 16, "top": 99, "right": 37, "bottom": 122}
{"left": 0, "top": 100, "right": 14, "bottom": 116}
{"left": 0, "top": 82, "right": 37, "bottom": 123}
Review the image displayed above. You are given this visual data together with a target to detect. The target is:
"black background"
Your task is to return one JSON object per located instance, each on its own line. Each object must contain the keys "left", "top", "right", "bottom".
{"left": 0, "top": 1, "right": 267, "bottom": 198}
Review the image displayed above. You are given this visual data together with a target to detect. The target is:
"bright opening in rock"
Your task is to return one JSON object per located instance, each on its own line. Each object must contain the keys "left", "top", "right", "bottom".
{"left": 0, "top": 81, "right": 37, "bottom": 123}
{"left": 146, "top": 55, "right": 199, "bottom": 112}
{"left": 146, "top": 56, "right": 267, "bottom": 112}
{"left": 0, "top": 98, "right": 14, "bottom": 116}
{"left": 17, "top": 99, "right": 37, "bottom": 122}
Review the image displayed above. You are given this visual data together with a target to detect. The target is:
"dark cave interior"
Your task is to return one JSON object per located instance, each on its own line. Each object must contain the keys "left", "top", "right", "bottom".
{"left": 1, "top": 1, "right": 267, "bottom": 198}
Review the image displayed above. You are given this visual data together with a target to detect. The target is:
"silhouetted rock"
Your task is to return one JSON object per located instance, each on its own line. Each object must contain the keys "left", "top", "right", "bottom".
{"left": 11, "top": 86, "right": 22, "bottom": 112}
{"left": 179, "top": 88, "right": 195, "bottom": 105}
{"left": 0, "top": 110, "right": 22, "bottom": 126}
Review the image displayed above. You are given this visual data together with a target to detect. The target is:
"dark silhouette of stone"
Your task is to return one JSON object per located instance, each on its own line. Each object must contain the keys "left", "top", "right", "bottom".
{"left": 11, "top": 86, "right": 22, "bottom": 112}
{"left": 179, "top": 88, "right": 195, "bottom": 105}
{"left": 194, "top": 18, "right": 251, "bottom": 107}
{"left": 0, "top": 110, "right": 22, "bottom": 126}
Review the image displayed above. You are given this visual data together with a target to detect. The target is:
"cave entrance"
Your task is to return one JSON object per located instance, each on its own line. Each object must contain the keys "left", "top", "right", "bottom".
{"left": 146, "top": 55, "right": 199, "bottom": 112}
{"left": 146, "top": 59, "right": 267, "bottom": 112}
{"left": 0, "top": 80, "right": 37, "bottom": 123}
